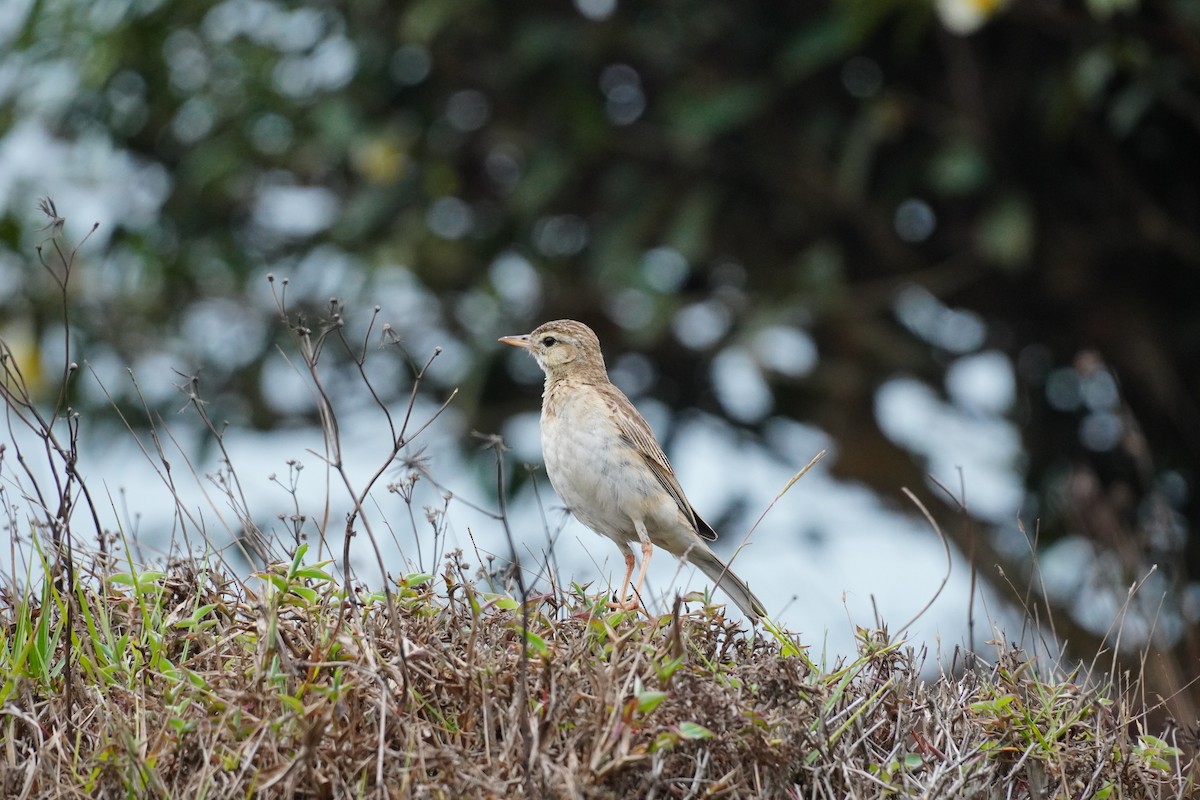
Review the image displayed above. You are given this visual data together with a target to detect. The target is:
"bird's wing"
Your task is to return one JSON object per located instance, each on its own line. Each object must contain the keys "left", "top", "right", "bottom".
{"left": 604, "top": 385, "right": 719, "bottom": 541}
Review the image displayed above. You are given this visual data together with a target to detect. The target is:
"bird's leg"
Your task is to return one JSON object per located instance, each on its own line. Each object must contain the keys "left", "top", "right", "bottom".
{"left": 610, "top": 520, "right": 654, "bottom": 613}
{"left": 608, "top": 548, "right": 636, "bottom": 610}
{"left": 629, "top": 538, "right": 654, "bottom": 611}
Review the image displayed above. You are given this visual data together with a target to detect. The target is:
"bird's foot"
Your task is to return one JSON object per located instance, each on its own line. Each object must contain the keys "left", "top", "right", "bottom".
{"left": 606, "top": 596, "right": 643, "bottom": 614}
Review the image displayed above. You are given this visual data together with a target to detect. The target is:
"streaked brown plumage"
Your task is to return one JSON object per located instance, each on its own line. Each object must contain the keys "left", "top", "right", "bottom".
{"left": 499, "top": 319, "right": 766, "bottom": 622}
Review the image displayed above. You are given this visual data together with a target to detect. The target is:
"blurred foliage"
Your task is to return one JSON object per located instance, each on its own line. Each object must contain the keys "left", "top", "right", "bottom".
{"left": 2, "top": 0, "right": 1199, "bottom": 716}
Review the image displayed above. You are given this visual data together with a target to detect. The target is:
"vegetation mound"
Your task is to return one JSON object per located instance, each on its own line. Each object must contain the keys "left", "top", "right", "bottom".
{"left": 1, "top": 544, "right": 1193, "bottom": 798}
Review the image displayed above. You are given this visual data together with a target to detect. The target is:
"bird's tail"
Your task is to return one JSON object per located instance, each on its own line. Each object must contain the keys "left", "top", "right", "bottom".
{"left": 687, "top": 545, "right": 767, "bottom": 623}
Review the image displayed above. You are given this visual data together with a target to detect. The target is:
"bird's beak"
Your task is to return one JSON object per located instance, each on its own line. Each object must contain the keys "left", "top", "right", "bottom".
{"left": 498, "top": 333, "right": 534, "bottom": 350}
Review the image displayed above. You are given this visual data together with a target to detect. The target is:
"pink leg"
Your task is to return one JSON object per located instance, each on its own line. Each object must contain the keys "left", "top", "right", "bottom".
{"left": 624, "top": 539, "right": 654, "bottom": 612}
{"left": 607, "top": 549, "right": 636, "bottom": 609}
{"left": 610, "top": 521, "right": 654, "bottom": 613}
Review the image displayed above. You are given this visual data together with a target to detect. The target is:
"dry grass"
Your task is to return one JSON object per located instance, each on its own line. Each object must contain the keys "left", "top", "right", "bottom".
{"left": 0, "top": 541, "right": 1195, "bottom": 799}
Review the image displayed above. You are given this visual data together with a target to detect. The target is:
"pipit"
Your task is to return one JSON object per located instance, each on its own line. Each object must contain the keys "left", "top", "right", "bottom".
{"left": 500, "top": 319, "right": 767, "bottom": 622}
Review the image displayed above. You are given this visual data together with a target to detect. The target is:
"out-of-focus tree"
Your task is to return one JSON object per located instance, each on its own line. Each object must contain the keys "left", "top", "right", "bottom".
{"left": 2, "top": 0, "right": 1198, "bottom": 719}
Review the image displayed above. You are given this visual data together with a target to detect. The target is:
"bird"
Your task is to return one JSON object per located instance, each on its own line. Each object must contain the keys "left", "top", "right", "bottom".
{"left": 499, "top": 319, "right": 767, "bottom": 623}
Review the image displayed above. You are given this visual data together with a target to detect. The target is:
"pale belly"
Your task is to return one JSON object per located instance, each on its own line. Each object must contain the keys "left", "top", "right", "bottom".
{"left": 540, "top": 392, "right": 679, "bottom": 548}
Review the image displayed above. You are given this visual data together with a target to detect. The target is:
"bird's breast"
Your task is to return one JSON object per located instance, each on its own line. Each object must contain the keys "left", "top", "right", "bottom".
{"left": 540, "top": 384, "right": 667, "bottom": 541}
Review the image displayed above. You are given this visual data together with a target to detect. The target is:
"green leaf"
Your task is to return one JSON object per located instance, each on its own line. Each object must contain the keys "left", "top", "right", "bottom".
{"left": 288, "top": 585, "right": 319, "bottom": 604}
{"left": 523, "top": 630, "right": 548, "bottom": 658}
{"left": 969, "top": 693, "right": 1018, "bottom": 714}
{"left": 676, "top": 721, "right": 714, "bottom": 740}
{"left": 636, "top": 691, "right": 668, "bottom": 715}
{"left": 287, "top": 544, "right": 309, "bottom": 578}
{"left": 489, "top": 595, "right": 520, "bottom": 611}
{"left": 110, "top": 571, "right": 164, "bottom": 593}
{"left": 174, "top": 604, "right": 218, "bottom": 629}
{"left": 1136, "top": 735, "right": 1177, "bottom": 752}
{"left": 293, "top": 565, "right": 333, "bottom": 582}
{"left": 649, "top": 731, "right": 680, "bottom": 753}
{"left": 264, "top": 573, "right": 290, "bottom": 593}
{"left": 278, "top": 694, "right": 305, "bottom": 715}
{"left": 656, "top": 655, "right": 683, "bottom": 684}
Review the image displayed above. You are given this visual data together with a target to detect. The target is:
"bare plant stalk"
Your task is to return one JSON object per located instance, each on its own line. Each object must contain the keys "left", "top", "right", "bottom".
{"left": 477, "top": 431, "right": 536, "bottom": 797}
{"left": 267, "top": 278, "right": 460, "bottom": 704}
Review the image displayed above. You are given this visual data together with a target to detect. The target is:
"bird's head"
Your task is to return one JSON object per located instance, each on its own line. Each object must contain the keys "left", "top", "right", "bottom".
{"left": 499, "top": 319, "right": 607, "bottom": 382}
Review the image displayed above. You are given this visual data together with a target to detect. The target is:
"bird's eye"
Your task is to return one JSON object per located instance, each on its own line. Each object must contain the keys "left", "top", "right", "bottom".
{"left": 541, "top": 336, "right": 557, "bottom": 347}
